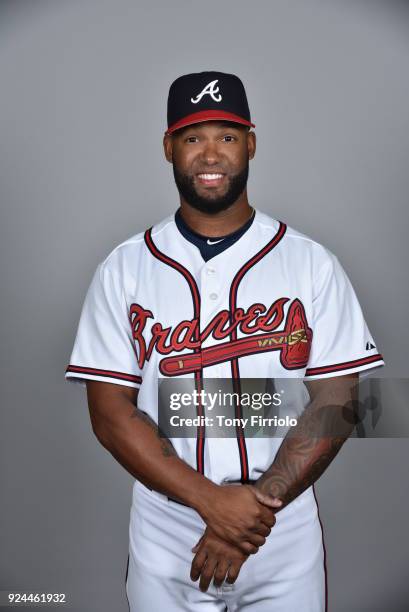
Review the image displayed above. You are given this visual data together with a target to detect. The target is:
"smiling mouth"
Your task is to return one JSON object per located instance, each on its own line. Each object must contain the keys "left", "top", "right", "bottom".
{"left": 196, "top": 173, "right": 226, "bottom": 186}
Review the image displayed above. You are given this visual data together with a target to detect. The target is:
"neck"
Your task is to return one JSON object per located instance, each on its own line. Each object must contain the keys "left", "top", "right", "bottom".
{"left": 179, "top": 193, "right": 253, "bottom": 238}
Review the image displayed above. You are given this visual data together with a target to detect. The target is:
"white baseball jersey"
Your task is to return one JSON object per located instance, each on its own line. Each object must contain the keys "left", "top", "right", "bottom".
{"left": 65, "top": 208, "right": 384, "bottom": 611}
{"left": 66, "top": 208, "right": 383, "bottom": 483}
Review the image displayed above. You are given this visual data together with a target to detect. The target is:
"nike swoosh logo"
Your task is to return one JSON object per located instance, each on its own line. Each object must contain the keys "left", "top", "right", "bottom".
{"left": 207, "top": 238, "right": 224, "bottom": 245}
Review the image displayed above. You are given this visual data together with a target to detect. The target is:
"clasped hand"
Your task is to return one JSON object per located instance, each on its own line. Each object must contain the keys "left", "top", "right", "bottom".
{"left": 192, "top": 484, "right": 281, "bottom": 592}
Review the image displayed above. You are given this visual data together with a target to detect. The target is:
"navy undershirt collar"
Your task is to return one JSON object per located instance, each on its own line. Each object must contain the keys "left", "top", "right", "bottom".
{"left": 175, "top": 208, "right": 255, "bottom": 262}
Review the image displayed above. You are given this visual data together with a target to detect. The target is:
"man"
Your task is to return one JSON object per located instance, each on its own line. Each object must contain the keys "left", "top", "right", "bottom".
{"left": 65, "top": 71, "right": 384, "bottom": 611}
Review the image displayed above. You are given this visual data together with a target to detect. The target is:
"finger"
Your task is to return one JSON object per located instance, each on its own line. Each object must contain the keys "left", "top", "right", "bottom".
{"left": 226, "top": 559, "right": 245, "bottom": 584}
{"left": 253, "top": 489, "right": 283, "bottom": 508}
{"left": 213, "top": 559, "right": 230, "bottom": 588}
{"left": 252, "top": 523, "right": 271, "bottom": 537}
{"left": 260, "top": 508, "right": 277, "bottom": 528}
{"left": 245, "top": 531, "right": 266, "bottom": 548}
{"left": 199, "top": 558, "right": 218, "bottom": 593}
{"left": 239, "top": 540, "right": 259, "bottom": 555}
{"left": 191, "top": 534, "right": 205, "bottom": 553}
{"left": 190, "top": 549, "right": 207, "bottom": 582}
{"left": 248, "top": 533, "right": 266, "bottom": 548}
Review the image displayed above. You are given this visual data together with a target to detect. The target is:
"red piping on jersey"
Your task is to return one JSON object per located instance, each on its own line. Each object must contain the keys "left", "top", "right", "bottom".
{"left": 66, "top": 365, "right": 142, "bottom": 385}
{"left": 144, "top": 228, "right": 206, "bottom": 475}
{"left": 313, "top": 485, "right": 328, "bottom": 612}
{"left": 228, "top": 221, "right": 287, "bottom": 483}
{"left": 305, "top": 354, "right": 383, "bottom": 377}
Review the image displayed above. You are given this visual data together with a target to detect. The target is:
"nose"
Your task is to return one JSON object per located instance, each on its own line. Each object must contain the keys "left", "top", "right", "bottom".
{"left": 200, "top": 139, "right": 220, "bottom": 166}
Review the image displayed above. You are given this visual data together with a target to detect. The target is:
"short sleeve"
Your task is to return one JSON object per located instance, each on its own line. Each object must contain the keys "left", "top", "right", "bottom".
{"left": 65, "top": 262, "right": 142, "bottom": 388}
{"left": 305, "top": 251, "right": 384, "bottom": 379}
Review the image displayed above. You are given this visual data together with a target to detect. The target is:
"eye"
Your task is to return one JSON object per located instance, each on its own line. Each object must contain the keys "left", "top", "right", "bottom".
{"left": 185, "top": 136, "right": 199, "bottom": 143}
{"left": 222, "top": 135, "right": 236, "bottom": 142}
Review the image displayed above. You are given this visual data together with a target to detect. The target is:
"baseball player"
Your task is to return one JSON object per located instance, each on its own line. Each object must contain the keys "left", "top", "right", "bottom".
{"left": 65, "top": 71, "right": 384, "bottom": 611}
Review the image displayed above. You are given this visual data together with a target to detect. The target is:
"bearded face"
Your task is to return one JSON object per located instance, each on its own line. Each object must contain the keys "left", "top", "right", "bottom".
{"left": 167, "top": 121, "right": 252, "bottom": 214}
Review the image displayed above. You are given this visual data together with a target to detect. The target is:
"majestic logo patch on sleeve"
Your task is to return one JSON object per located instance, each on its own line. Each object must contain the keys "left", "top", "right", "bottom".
{"left": 129, "top": 298, "right": 312, "bottom": 375}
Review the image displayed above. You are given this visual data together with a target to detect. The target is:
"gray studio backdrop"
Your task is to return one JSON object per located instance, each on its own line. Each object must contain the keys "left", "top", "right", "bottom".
{"left": 1, "top": 1, "right": 408, "bottom": 611}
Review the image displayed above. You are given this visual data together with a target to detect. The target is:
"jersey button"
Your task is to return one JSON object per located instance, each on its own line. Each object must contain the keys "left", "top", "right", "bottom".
{"left": 209, "top": 292, "right": 218, "bottom": 300}
{"left": 206, "top": 267, "right": 216, "bottom": 275}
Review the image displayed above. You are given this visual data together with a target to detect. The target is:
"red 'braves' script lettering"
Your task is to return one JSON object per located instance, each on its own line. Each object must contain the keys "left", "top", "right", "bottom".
{"left": 129, "top": 298, "right": 290, "bottom": 369}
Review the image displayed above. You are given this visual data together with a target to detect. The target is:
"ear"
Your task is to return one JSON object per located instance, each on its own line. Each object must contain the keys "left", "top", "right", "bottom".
{"left": 163, "top": 134, "right": 173, "bottom": 163}
{"left": 247, "top": 130, "right": 256, "bottom": 160}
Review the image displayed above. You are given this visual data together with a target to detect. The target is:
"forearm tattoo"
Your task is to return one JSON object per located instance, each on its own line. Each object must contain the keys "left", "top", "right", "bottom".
{"left": 256, "top": 394, "right": 356, "bottom": 509}
{"left": 130, "top": 404, "right": 177, "bottom": 458}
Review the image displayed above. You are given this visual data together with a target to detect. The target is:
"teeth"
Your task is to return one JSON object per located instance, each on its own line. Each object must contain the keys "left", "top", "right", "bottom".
{"left": 198, "top": 173, "right": 224, "bottom": 180}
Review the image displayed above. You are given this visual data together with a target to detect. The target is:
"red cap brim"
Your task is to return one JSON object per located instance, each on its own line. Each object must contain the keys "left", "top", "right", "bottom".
{"left": 165, "top": 110, "right": 255, "bottom": 135}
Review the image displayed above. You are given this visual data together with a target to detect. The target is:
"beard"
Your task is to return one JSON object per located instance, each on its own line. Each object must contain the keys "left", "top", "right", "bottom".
{"left": 172, "top": 160, "right": 249, "bottom": 215}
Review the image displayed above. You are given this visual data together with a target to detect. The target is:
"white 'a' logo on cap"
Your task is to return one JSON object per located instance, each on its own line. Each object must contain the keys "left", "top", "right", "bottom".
{"left": 191, "top": 79, "right": 222, "bottom": 104}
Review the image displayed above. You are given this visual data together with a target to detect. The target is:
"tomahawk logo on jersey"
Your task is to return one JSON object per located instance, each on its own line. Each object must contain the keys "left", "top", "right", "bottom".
{"left": 65, "top": 209, "right": 384, "bottom": 484}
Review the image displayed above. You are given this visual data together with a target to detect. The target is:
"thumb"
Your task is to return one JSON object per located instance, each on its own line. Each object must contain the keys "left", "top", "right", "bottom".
{"left": 253, "top": 488, "right": 283, "bottom": 509}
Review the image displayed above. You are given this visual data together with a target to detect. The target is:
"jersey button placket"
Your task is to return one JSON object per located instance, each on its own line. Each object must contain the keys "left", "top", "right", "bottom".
{"left": 200, "top": 266, "right": 224, "bottom": 376}
{"left": 199, "top": 264, "right": 223, "bottom": 483}
{"left": 200, "top": 266, "right": 221, "bottom": 313}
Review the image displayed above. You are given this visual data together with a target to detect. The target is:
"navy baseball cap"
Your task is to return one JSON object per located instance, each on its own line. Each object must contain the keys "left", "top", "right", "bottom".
{"left": 165, "top": 71, "right": 255, "bottom": 135}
